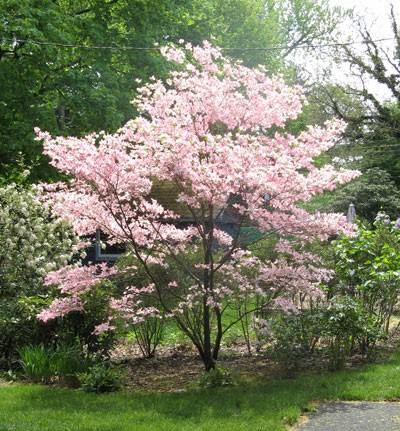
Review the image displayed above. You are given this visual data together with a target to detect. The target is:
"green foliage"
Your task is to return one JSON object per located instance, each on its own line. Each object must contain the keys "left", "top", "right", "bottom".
{"left": 262, "top": 299, "right": 381, "bottom": 373}
{"left": 19, "top": 343, "right": 90, "bottom": 385}
{"left": 323, "top": 296, "right": 381, "bottom": 370}
{"left": 51, "top": 343, "right": 92, "bottom": 386}
{"left": 365, "top": 103, "right": 400, "bottom": 185}
{"left": 78, "top": 363, "right": 122, "bottom": 393}
{"left": 332, "top": 216, "right": 400, "bottom": 333}
{"left": 197, "top": 367, "right": 235, "bottom": 389}
{"left": 19, "top": 345, "right": 54, "bottom": 384}
{"left": 0, "top": 153, "right": 36, "bottom": 186}
{"left": 0, "top": 184, "right": 77, "bottom": 290}
{"left": 0, "top": 185, "right": 115, "bottom": 367}
{"left": 259, "top": 218, "right": 400, "bottom": 370}
{"left": 247, "top": 234, "right": 279, "bottom": 260}
{"left": 263, "top": 311, "right": 321, "bottom": 376}
{"left": 354, "top": 103, "right": 400, "bottom": 186}
{"left": 328, "top": 168, "right": 400, "bottom": 221}
{"left": 54, "top": 282, "right": 118, "bottom": 358}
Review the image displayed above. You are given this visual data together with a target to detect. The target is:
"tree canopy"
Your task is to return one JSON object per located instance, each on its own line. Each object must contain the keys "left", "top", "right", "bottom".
{"left": 0, "top": 0, "right": 346, "bottom": 182}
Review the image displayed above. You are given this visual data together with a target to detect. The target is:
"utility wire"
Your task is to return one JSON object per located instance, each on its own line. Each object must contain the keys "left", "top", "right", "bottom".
{"left": 342, "top": 143, "right": 400, "bottom": 149}
{"left": 1, "top": 36, "right": 396, "bottom": 52}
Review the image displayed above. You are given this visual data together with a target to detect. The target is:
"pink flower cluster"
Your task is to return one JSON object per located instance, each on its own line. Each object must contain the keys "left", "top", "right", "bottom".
{"left": 37, "top": 297, "right": 83, "bottom": 322}
{"left": 35, "top": 41, "right": 360, "bottom": 328}
{"left": 44, "top": 263, "right": 116, "bottom": 295}
{"left": 38, "top": 263, "right": 115, "bottom": 322}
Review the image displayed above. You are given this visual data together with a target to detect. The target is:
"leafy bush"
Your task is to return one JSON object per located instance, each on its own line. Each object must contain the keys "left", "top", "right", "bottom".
{"left": 263, "top": 310, "right": 323, "bottom": 376}
{"left": 78, "top": 363, "right": 122, "bottom": 393}
{"left": 51, "top": 343, "right": 92, "bottom": 386}
{"left": 0, "top": 184, "right": 78, "bottom": 368}
{"left": 261, "top": 296, "right": 381, "bottom": 373}
{"left": 50, "top": 282, "right": 119, "bottom": 358}
{"left": 332, "top": 215, "right": 400, "bottom": 335}
{"left": 322, "top": 296, "right": 382, "bottom": 370}
{"left": 253, "top": 218, "right": 397, "bottom": 372}
{"left": 197, "top": 367, "right": 235, "bottom": 389}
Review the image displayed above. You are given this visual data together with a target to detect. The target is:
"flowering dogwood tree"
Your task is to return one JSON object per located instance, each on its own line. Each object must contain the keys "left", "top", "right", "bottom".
{"left": 36, "top": 42, "right": 359, "bottom": 370}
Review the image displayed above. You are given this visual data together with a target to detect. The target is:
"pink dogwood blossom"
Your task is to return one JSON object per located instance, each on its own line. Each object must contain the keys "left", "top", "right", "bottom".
{"left": 36, "top": 41, "right": 359, "bottom": 369}
{"left": 37, "top": 297, "right": 84, "bottom": 322}
{"left": 44, "top": 263, "right": 116, "bottom": 295}
{"left": 92, "top": 322, "right": 115, "bottom": 335}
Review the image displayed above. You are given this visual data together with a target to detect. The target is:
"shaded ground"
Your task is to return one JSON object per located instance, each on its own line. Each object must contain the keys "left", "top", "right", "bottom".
{"left": 108, "top": 327, "right": 400, "bottom": 392}
{"left": 113, "top": 345, "right": 394, "bottom": 394}
{"left": 297, "top": 402, "right": 400, "bottom": 431}
{"left": 112, "top": 341, "right": 279, "bottom": 391}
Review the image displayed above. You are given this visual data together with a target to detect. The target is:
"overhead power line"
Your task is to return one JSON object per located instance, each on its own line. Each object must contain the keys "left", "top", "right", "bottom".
{"left": 347, "top": 143, "right": 400, "bottom": 149}
{"left": 1, "top": 36, "right": 396, "bottom": 52}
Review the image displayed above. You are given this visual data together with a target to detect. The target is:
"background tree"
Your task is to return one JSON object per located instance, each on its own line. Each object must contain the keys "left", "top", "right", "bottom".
{"left": 297, "top": 5, "right": 400, "bottom": 219}
{"left": 0, "top": 0, "right": 346, "bottom": 182}
{"left": 328, "top": 167, "right": 400, "bottom": 221}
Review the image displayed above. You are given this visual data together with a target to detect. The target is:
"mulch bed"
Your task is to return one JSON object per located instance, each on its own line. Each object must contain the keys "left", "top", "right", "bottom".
{"left": 109, "top": 328, "right": 400, "bottom": 392}
{"left": 111, "top": 341, "right": 278, "bottom": 392}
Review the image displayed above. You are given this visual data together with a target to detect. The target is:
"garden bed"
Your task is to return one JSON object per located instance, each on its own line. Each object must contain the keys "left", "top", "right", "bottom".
{"left": 109, "top": 328, "right": 400, "bottom": 392}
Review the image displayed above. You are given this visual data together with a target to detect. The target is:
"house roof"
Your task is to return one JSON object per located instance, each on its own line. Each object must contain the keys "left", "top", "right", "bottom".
{"left": 150, "top": 180, "right": 192, "bottom": 218}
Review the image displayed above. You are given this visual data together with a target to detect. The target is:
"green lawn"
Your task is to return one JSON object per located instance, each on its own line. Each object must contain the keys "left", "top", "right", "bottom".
{"left": 2, "top": 352, "right": 400, "bottom": 431}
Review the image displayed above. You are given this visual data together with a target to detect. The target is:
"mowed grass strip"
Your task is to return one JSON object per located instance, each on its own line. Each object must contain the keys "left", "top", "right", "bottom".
{"left": 2, "top": 352, "right": 400, "bottom": 431}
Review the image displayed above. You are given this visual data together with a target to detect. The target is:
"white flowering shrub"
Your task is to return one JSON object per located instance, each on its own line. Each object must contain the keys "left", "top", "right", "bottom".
{"left": 0, "top": 184, "right": 78, "bottom": 367}
{"left": 0, "top": 183, "right": 79, "bottom": 288}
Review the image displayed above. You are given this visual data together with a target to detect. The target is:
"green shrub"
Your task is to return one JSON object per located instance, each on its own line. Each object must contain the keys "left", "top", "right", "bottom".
{"left": 197, "top": 367, "right": 235, "bottom": 389}
{"left": 0, "top": 184, "right": 78, "bottom": 368}
{"left": 51, "top": 343, "right": 91, "bottom": 386}
{"left": 0, "top": 185, "right": 117, "bottom": 369}
{"left": 264, "top": 311, "right": 322, "bottom": 377}
{"left": 78, "top": 364, "right": 122, "bottom": 393}
{"left": 261, "top": 297, "right": 382, "bottom": 373}
{"left": 332, "top": 216, "right": 400, "bottom": 335}
{"left": 52, "top": 282, "right": 119, "bottom": 359}
{"left": 322, "top": 296, "right": 382, "bottom": 370}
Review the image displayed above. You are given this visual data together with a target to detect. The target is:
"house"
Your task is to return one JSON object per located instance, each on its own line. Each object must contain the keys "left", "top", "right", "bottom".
{"left": 87, "top": 181, "right": 248, "bottom": 262}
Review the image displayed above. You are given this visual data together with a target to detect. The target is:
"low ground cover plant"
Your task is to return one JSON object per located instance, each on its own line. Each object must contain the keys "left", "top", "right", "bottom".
{"left": 197, "top": 366, "right": 235, "bottom": 389}
{"left": 78, "top": 363, "right": 123, "bottom": 393}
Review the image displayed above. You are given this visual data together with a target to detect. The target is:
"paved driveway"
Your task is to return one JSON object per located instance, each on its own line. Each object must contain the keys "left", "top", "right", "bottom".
{"left": 296, "top": 402, "right": 400, "bottom": 431}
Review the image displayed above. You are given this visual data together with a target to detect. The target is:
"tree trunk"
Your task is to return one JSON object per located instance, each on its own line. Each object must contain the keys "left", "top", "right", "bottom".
{"left": 202, "top": 299, "right": 215, "bottom": 371}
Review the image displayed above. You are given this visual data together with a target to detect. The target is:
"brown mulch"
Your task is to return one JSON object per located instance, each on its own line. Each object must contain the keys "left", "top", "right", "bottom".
{"left": 110, "top": 328, "right": 400, "bottom": 393}
{"left": 111, "top": 340, "right": 278, "bottom": 392}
